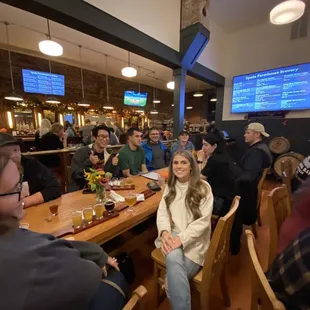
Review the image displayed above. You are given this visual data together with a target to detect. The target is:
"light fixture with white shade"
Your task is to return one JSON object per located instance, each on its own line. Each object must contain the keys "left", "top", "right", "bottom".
{"left": 210, "top": 98, "right": 217, "bottom": 102}
{"left": 270, "top": 0, "right": 306, "bottom": 25}
{"left": 136, "top": 109, "right": 144, "bottom": 113}
{"left": 186, "top": 106, "right": 193, "bottom": 110}
{"left": 122, "top": 52, "right": 137, "bottom": 78}
{"left": 193, "top": 91, "right": 203, "bottom": 97}
{"left": 167, "top": 81, "right": 175, "bottom": 90}
{"left": 103, "top": 55, "right": 114, "bottom": 110}
{"left": 150, "top": 109, "right": 159, "bottom": 115}
{"left": 39, "top": 19, "right": 63, "bottom": 56}
{"left": 4, "top": 23, "right": 23, "bottom": 102}
{"left": 46, "top": 96, "right": 61, "bottom": 104}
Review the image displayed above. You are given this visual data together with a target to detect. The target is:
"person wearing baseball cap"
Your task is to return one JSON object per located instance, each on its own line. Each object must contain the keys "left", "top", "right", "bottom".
{"left": 230, "top": 122, "right": 273, "bottom": 255}
{"left": 0, "top": 132, "right": 61, "bottom": 208}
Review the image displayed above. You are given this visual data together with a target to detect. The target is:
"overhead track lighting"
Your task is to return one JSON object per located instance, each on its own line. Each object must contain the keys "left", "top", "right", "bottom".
{"left": 270, "top": 0, "right": 306, "bottom": 25}
{"left": 39, "top": 19, "right": 63, "bottom": 56}
{"left": 122, "top": 52, "right": 137, "bottom": 78}
{"left": 4, "top": 23, "right": 23, "bottom": 102}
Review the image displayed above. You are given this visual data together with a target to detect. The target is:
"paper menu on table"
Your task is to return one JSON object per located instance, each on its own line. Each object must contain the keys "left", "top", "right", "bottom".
{"left": 140, "top": 172, "right": 159, "bottom": 181}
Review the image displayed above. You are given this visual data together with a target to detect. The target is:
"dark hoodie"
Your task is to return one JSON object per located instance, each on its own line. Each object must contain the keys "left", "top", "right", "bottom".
{"left": 0, "top": 216, "right": 108, "bottom": 310}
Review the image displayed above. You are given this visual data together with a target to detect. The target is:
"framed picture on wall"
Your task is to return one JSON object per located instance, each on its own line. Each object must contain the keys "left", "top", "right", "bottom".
{"left": 43, "top": 110, "right": 56, "bottom": 123}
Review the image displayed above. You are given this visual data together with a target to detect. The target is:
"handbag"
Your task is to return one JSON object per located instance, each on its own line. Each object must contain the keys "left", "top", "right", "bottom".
{"left": 115, "top": 252, "right": 136, "bottom": 285}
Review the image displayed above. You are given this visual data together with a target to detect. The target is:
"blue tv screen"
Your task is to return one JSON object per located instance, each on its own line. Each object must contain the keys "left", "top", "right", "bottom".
{"left": 124, "top": 91, "right": 147, "bottom": 107}
{"left": 231, "top": 63, "right": 310, "bottom": 113}
{"left": 22, "top": 69, "right": 65, "bottom": 96}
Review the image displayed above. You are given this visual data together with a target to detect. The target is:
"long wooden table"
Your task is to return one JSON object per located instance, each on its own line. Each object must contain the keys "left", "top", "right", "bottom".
{"left": 22, "top": 173, "right": 165, "bottom": 245}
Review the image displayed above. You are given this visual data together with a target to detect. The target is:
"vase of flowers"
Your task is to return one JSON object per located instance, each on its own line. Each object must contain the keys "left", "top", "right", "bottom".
{"left": 84, "top": 168, "right": 112, "bottom": 202}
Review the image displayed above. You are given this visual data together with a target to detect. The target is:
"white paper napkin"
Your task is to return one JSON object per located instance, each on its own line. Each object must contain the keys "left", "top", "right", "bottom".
{"left": 136, "top": 194, "right": 145, "bottom": 202}
{"left": 109, "top": 190, "right": 125, "bottom": 202}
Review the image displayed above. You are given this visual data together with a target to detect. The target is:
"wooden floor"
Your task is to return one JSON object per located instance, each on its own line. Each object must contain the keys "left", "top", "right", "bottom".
{"left": 124, "top": 178, "right": 279, "bottom": 310}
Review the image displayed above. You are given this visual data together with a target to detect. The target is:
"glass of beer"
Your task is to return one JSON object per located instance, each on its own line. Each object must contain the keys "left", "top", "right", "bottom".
{"left": 72, "top": 211, "right": 83, "bottom": 229}
{"left": 49, "top": 205, "right": 59, "bottom": 216}
{"left": 125, "top": 193, "right": 137, "bottom": 213}
{"left": 125, "top": 177, "right": 133, "bottom": 187}
{"left": 104, "top": 200, "right": 115, "bottom": 216}
{"left": 119, "top": 178, "right": 126, "bottom": 188}
{"left": 94, "top": 204, "right": 105, "bottom": 220}
{"left": 83, "top": 207, "right": 93, "bottom": 225}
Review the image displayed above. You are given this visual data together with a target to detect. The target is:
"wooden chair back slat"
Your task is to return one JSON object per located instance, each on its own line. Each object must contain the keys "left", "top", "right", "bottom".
{"left": 281, "top": 159, "right": 293, "bottom": 209}
{"left": 267, "top": 185, "right": 291, "bottom": 269}
{"left": 123, "top": 286, "right": 147, "bottom": 310}
{"left": 246, "top": 230, "right": 285, "bottom": 310}
{"left": 200, "top": 196, "right": 240, "bottom": 308}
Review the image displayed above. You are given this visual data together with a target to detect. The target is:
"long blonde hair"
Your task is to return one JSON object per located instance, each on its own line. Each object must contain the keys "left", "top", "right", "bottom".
{"left": 165, "top": 150, "right": 209, "bottom": 228}
{"left": 39, "top": 119, "right": 52, "bottom": 137}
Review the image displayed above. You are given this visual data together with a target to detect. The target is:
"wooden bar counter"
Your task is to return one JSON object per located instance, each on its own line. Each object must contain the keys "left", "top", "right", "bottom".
{"left": 22, "top": 172, "right": 164, "bottom": 245}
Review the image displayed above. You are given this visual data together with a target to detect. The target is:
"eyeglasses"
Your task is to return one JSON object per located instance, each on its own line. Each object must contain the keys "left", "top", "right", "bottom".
{"left": 0, "top": 174, "right": 23, "bottom": 201}
{"left": 97, "top": 135, "right": 110, "bottom": 140}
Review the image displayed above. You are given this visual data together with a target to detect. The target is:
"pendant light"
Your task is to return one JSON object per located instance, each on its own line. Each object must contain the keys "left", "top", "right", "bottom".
{"left": 167, "top": 81, "right": 175, "bottom": 90}
{"left": 122, "top": 52, "right": 137, "bottom": 78}
{"left": 270, "top": 0, "right": 306, "bottom": 25}
{"left": 77, "top": 46, "right": 90, "bottom": 107}
{"left": 150, "top": 79, "right": 159, "bottom": 114}
{"left": 103, "top": 55, "right": 114, "bottom": 110}
{"left": 4, "top": 23, "right": 23, "bottom": 102}
{"left": 45, "top": 60, "right": 60, "bottom": 104}
{"left": 193, "top": 81, "right": 203, "bottom": 97}
{"left": 153, "top": 76, "right": 161, "bottom": 103}
{"left": 210, "top": 98, "right": 217, "bottom": 102}
{"left": 39, "top": 19, "right": 63, "bottom": 56}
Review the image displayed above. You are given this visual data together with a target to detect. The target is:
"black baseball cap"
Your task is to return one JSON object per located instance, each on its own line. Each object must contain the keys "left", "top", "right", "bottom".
{"left": 0, "top": 133, "right": 20, "bottom": 148}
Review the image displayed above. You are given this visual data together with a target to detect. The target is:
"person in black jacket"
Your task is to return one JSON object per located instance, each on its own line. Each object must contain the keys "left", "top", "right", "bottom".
{"left": 0, "top": 152, "right": 127, "bottom": 310}
{"left": 231, "top": 122, "right": 273, "bottom": 254}
{"left": 198, "top": 129, "right": 241, "bottom": 216}
{"left": 0, "top": 133, "right": 61, "bottom": 208}
{"left": 69, "top": 125, "right": 119, "bottom": 192}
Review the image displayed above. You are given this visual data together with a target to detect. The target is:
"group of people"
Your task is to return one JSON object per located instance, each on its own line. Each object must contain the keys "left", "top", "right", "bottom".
{"left": 1, "top": 120, "right": 308, "bottom": 310}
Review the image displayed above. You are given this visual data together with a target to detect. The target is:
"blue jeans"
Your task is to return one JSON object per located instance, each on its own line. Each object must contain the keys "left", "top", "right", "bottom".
{"left": 165, "top": 248, "right": 201, "bottom": 310}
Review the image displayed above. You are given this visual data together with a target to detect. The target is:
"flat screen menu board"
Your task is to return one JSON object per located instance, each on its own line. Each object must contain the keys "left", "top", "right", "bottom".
{"left": 22, "top": 69, "right": 65, "bottom": 96}
{"left": 231, "top": 63, "right": 310, "bottom": 113}
{"left": 124, "top": 91, "right": 148, "bottom": 107}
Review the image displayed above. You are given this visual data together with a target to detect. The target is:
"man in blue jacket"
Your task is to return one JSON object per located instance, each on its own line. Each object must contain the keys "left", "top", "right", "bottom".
{"left": 141, "top": 127, "right": 171, "bottom": 171}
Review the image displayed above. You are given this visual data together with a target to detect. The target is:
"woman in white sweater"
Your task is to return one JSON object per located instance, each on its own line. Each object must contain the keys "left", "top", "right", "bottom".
{"left": 155, "top": 150, "right": 213, "bottom": 310}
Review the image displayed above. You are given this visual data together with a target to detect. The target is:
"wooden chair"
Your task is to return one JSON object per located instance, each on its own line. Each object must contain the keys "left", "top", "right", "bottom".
{"left": 245, "top": 230, "right": 285, "bottom": 310}
{"left": 267, "top": 185, "right": 291, "bottom": 270}
{"left": 281, "top": 159, "right": 293, "bottom": 210}
{"left": 252, "top": 168, "right": 270, "bottom": 238}
{"left": 151, "top": 196, "right": 240, "bottom": 310}
{"left": 123, "top": 285, "right": 147, "bottom": 310}
{"left": 66, "top": 165, "right": 72, "bottom": 192}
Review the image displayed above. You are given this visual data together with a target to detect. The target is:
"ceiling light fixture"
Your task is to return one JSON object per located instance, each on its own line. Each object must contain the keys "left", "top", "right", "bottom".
{"left": 186, "top": 106, "right": 193, "bottom": 110}
{"left": 270, "top": 0, "right": 306, "bottom": 25}
{"left": 153, "top": 76, "right": 161, "bottom": 103}
{"left": 136, "top": 109, "right": 144, "bottom": 113}
{"left": 150, "top": 109, "right": 159, "bottom": 114}
{"left": 103, "top": 55, "right": 114, "bottom": 110}
{"left": 167, "top": 81, "right": 175, "bottom": 90}
{"left": 193, "top": 91, "right": 203, "bottom": 97}
{"left": 210, "top": 98, "right": 217, "bottom": 102}
{"left": 122, "top": 52, "right": 137, "bottom": 78}
{"left": 45, "top": 60, "right": 60, "bottom": 104}
{"left": 4, "top": 23, "right": 23, "bottom": 102}
{"left": 77, "top": 46, "right": 90, "bottom": 107}
{"left": 171, "top": 104, "right": 174, "bottom": 106}
{"left": 39, "top": 19, "right": 63, "bottom": 56}
{"left": 46, "top": 97, "right": 61, "bottom": 104}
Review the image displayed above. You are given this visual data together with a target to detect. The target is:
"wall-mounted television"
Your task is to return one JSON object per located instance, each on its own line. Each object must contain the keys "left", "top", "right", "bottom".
{"left": 231, "top": 63, "right": 310, "bottom": 113}
{"left": 124, "top": 91, "right": 147, "bottom": 107}
{"left": 22, "top": 69, "right": 65, "bottom": 96}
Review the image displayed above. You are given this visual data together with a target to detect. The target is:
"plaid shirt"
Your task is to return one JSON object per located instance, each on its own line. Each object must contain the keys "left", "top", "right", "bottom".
{"left": 268, "top": 227, "right": 310, "bottom": 310}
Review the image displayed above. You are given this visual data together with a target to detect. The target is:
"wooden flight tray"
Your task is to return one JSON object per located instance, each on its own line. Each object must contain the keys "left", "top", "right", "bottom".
{"left": 108, "top": 184, "right": 135, "bottom": 191}
{"left": 53, "top": 189, "right": 156, "bottom": 238}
